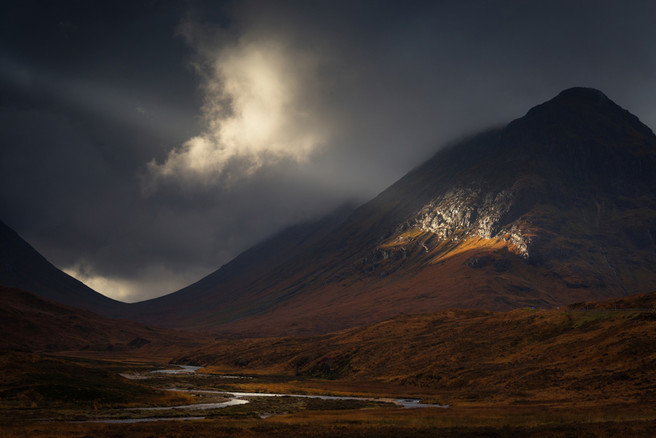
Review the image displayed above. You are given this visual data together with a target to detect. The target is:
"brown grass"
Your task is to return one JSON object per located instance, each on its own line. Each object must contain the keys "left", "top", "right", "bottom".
{"left": 2, "top": 405, "right": 656, "bottom": 437}
{"left": 0, "top": 351, "right": 194, "bottom": 412}
{"left": 4, "top": 293, "right": 656, "bottom": 436}
{"left": 175, "top": 295, "right": 656, "bottom": 407}
{"left": 0, "top": 286, "right": 210, "bottom": 358}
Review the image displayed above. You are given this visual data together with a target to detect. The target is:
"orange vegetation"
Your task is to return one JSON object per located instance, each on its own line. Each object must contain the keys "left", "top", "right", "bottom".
{"left": 176, "top": 291, "right": 656, "bottom": 407}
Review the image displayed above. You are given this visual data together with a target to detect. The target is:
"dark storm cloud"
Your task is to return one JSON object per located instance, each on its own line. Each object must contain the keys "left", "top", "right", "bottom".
{"left": 169, "top": 0, "right": 656, "bottom": 192}
{"left": 1, "top": 0, "right": 655, "bottom": 301}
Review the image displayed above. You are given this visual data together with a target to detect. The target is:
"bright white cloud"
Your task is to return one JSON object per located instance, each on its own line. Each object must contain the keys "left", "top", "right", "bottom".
{"left": 147, "top": 30, "right": 330, "bottom": 188}
{"left": 64, "top": 262, "right": 206, "bottom": 303}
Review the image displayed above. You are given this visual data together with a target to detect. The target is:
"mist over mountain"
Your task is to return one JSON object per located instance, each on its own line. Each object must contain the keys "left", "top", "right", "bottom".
{"left": 4, "top": 1, "right": 656, "bottom": 305}
{"left": 1, "top": 88, "right": 655, "bottom": 336}
{"left": 125, "top": 87, "right": 656, "bottom": 334}
{"left": 4, "top": 3, "right": 656, "bottom": 433}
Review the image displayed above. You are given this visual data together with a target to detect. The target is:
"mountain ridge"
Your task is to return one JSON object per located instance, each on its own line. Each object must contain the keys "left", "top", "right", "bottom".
{"left": 124, "top": 86, "right": 656, "bottom": 334}
{"left": 0, "top": 220, "right": 126, "bottom": 316}
{"left": 2, "top": 87, "right": 656, "bottom": 336}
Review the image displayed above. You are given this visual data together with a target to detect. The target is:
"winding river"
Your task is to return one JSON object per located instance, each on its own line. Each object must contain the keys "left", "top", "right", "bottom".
{"left": 169, "top": 388, "right": 445, "bottom": 409}
{"left": 85, "top": 365, "right": 448, "bottom": 423}
{"left": 149, "top": 365, "right": 201, "bottom": 374}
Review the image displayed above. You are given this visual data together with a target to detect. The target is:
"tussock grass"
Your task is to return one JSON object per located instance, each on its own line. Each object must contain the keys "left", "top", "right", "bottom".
{"left": 2, "top": 406, "right": 656, "bottom": 437}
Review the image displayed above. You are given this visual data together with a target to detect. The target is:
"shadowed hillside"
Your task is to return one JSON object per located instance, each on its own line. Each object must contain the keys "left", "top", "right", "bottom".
{"left": 0, "top": 221, "right": 126, "bottom": 316}
{"left": 0, "top": 286, "right": 207, "bottom": 356}
{"left": 129, "top": 88, "right": 656, "bottom": 335}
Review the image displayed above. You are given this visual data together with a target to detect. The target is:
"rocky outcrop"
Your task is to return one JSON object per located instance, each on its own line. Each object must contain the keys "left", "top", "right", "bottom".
{"left": 407, "top": 181, "right": 533, "bottom": 259}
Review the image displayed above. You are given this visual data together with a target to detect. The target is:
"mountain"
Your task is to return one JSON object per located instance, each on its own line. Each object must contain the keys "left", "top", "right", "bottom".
{"left": 0, "top": 286, "right": 205, "bottom": 355}
{"left": 126, "top": 87, "right": 656, "bottom": 335}
{"left": 0, "top": 220, "right": 126, "bottom": 316}
{"left": 3, "top": 88, "right": 655, "bottom": 336}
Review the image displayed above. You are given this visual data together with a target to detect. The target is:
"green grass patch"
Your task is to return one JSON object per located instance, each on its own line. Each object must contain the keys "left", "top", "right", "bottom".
{"left": 567, "top": 311, "right": 625, "bottom": 328}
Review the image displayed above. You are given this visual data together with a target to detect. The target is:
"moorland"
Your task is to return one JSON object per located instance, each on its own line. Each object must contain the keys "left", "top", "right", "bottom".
{"left": 2, "top": 291, "right": 656, "bottom": 437}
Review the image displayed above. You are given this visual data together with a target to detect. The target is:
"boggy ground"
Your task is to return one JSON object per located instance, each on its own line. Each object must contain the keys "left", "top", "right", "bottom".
{"left": 3, "top": 292, "right": 656, "bottom": 436}
{"left": 2, "top": 351, "right": 656, "bottom": 437}
{"left": 176, "top": 292, "right": 656, "bottom": 408}
{"left": 2, "top": 400, "right": 656, "bottom": 437}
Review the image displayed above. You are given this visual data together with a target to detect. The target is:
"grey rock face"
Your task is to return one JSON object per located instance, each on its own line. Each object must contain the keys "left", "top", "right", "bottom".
{"left": 408, "top": 181, "right": 532, "bottom": 258}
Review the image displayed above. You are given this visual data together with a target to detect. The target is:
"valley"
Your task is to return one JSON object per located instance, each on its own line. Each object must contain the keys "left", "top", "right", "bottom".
{"left": 3, "top": 291, "right": 656, "bottom": 436}
{"left": 3, "top": 88, "right": 656, "bottom": 436}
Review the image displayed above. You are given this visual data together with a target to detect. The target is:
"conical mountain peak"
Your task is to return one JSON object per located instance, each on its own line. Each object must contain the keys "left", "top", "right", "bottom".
{"left": 492, "top": 87, "right": 656, "bottom": 188}
{"left": 513, "top": 86, "right": 653, "bottom": 140}
{"left": 553, "top": 86, "right": 610, "bottom": 103}
{"left": 529, "top": 86, "right": 616, "bottom": 114}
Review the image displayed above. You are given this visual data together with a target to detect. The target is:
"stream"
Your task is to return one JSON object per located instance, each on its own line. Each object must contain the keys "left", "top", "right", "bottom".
{"left": 149, "top": 365, "right": 201, "bottom": 374}
{"left": 170, "top": 388, "right": 446, "bottom": 409}
{"left": 85, "top": 365, "right": 447, "bottom": 423}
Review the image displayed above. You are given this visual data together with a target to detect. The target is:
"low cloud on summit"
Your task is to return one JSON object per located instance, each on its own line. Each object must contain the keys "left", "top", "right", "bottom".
{"left": 1, "top": 1, "right": 656, "bottom": 302}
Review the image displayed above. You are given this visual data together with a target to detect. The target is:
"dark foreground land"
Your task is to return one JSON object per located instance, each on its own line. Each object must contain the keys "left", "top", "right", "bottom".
{"left": 3, "top": 293, "right": 656, "bottom": 437}
{"left": 1, "top": 349, "right": 656, "bottom": 438}
{"left": 4, "top": 410, "right": 656, "bottom": 438}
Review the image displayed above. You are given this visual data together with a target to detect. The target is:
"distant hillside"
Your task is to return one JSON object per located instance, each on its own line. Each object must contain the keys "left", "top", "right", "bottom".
{"left": 0, "top": 286, "right": 205, "bottom": 354}
{"left": 175, "top": 290, "right": 656, "bottom": 404}
{"left": 0, "top": 220, "right": 126, "bottom": 316}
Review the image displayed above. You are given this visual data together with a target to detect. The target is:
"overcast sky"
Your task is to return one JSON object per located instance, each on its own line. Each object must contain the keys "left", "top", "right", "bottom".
{"left": 1, "top": 0, "right": 655, "bottom": 302}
